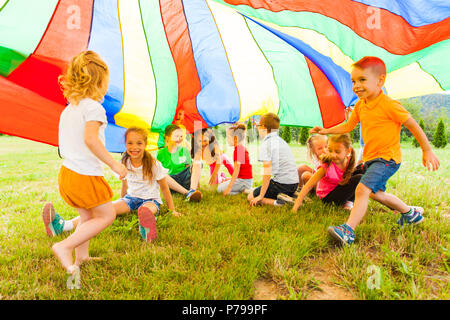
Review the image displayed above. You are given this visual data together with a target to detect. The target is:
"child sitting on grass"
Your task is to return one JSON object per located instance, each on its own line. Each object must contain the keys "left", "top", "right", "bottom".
{"left": 292, "top": 134, "right": 362, "bottom": 212}
{"left": 157, "top": 124, "right": 202, "bottom": 201}
{"left": 217, "top": 123, "right": 253, "bottom": 196}
{"left": 248, "top": 113, "right": 299, "bottom": 207}
{"left": 191, "top": 128, "right": 234, "bottom": 186}
{"left": 44, "top": 127, "right": 183, "bottom": 245}
{"left": 297, "top": 134, "right": 328, "bottom": 190}
{"left": 311, "top": 56, "right": 440, "bottom": 245}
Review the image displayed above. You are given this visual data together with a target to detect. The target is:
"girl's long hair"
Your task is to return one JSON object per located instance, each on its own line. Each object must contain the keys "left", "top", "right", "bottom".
{"left": 191, "top": 128, "right": 216, "bottom": 159}
{"left": 121, "top": 127, "right": 155, "bottom": 182}
{"left": 319, "top": 134, "right": 355, "bottom": 185}
{"left": 59, "top": 50, "right": 109, "bottom": 105}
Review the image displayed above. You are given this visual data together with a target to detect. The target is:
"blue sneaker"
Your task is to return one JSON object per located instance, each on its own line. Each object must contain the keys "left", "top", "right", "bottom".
{"left": 328, "top": 224, "right": 355, "bottom": 245}
{"left": 42, "top": 203, "right": 65, "bottom": 237}
{"left": 185, "top": 189, "right": 202, "bottom": 202}
{"left": 397, "top": 207, "right": 424, "bottom": 227}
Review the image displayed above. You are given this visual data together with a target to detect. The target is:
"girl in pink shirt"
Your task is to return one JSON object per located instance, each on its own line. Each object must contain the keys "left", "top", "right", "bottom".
{"left": 292, "top": 134, "right": 362, "bottom": 212}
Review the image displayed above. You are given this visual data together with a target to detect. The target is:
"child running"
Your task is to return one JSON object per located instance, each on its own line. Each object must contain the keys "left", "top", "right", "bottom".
{"left": 292, "top": 134, "right": 362, "bottom": 212}
{"left": 43, "top": 127, "right": 184, "bottom": 240}
{"left": 248, "top": 113, "right": 299, "bottom": 206}
{"left": 191, "top": 128, "right": 234, "bottom": 186}
{"left": 311, "top": 56, "right": 440, "bottom": 245}
{"left": 217, "top": 123, "right": 253, "bottom": 196}
{"left": 42, "top": 51, "right": 127, "bottom": 275}
{"left": 157, "top": 124, "right": 202, "bottom": 201}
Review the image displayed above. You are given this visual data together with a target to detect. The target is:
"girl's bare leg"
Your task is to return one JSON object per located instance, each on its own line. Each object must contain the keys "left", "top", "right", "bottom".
{"left": 52, "top": 202, "right": 116, "bottom": 272}
{"left": 73, "top": 200, "right": 129, "bottom": 266}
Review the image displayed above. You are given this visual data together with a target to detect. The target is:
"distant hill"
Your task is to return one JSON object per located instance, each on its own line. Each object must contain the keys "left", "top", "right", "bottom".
{"left": 399, "top": 93, "right": 450, "bottom": 115}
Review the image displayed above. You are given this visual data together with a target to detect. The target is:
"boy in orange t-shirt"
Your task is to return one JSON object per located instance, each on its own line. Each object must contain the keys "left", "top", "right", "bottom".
{"left": 311, "top": 56, "right": 440, "bottom": 245}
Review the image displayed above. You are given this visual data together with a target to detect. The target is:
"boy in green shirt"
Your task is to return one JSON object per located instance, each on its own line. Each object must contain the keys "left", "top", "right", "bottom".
{"left": 157, "top": 124, "right": 202, "bottom": 202}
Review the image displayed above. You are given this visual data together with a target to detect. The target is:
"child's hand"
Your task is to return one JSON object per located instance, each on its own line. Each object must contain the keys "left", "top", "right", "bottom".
{"left": 292, "top": 200, "right": 303, "bottom": 212}
{"left": 310, "top": 126, "right": 325, "bottom": 134}
{"left": 171, "top": 210, "right": 182, "bottom": 217}
{"left": 250, "top": 195, "right": 263, "bottom": 206}
{"left": 423, "top": 150, "right": 440, "bottom": 171}
{"left": 223, "top": 186, "right": 232, "bottom": 196}
{"left": 208, "top": 176, "right": 217, "bottom": 186}
{"left": 112, "top": 162, "right": 127, "bottom": 180}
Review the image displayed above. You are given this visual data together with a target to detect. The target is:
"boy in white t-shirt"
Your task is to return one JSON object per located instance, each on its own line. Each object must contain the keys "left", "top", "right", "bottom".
{"left": 248, "top": 113, "right": 299, "bottom": 207}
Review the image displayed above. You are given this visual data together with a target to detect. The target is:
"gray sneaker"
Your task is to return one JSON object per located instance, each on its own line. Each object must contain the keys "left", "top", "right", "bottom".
{"left": 276, "top": 193, "right": 295, "bottom": 205}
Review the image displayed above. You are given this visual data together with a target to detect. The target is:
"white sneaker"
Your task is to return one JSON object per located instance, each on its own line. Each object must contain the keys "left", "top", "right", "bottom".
{"left": 343, "top": 201, "right": 354, "bottom": 210}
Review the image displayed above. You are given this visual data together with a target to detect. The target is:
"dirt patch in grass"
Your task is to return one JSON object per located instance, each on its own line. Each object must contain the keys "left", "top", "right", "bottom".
{"left": 253, "top": 279, "right": 287, "bottom": 300}
{"left": 307, "top": 253, "right": 354, "bottom": 300}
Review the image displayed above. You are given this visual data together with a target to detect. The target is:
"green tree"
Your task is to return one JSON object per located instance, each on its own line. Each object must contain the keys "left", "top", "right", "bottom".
{"left": 412, "top": 119, "right": 425, "bottom": 148}
{"left": 281, "top": 126, "right": 291, "bottom": 143}
{"left": 299, "top": 127, "right": 309, "bottom": 145}
{"left": 432, "top": 119, "right": 447, "bottom": 148}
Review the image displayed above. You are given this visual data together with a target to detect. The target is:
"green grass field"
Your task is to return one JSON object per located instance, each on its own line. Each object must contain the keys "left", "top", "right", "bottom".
{"left": 0, "top": 135, "right": 448, "bottom": 300}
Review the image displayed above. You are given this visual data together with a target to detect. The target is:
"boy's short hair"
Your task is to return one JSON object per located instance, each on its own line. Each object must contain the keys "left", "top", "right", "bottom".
{"left": 260, "top": 113, "right": 280, "bottom": 133}
{"left": 352, "top": 56, "right": 386, "bottom": 76}
{"left": 164, "top": 124, "right": 180, "bottom": 139}
{"left": 229, "top": 123, "right": 247, "bottom": 143}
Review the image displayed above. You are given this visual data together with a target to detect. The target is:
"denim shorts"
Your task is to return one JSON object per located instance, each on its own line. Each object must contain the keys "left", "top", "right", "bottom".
{"left": 360, "top": 158, "right": 400, "bottom": 193}
{"left": 121, "top": 195, "right": 161, "bottom": 213}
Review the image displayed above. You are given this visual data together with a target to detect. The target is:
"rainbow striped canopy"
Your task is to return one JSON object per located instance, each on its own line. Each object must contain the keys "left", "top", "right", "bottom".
{"left": 1, "top": 0, "right": 449, "bottom": 152}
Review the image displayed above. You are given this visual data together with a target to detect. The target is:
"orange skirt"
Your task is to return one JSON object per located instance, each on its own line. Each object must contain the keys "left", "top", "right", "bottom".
{"left": 58, "top": 166, "right": 113, "bottom": 209}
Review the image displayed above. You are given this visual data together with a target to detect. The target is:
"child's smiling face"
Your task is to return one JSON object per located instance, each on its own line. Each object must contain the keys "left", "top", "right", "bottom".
{"left": 311, "top": 139, "right": 328, "bottom": 158}
{"left": 169, "top": 128, "right": 184, "bottom": 146}
{"left": 126, "top": 131, "right": 146, "bottom": 161}
{"left": 351, "top": 66, "right": 385, "bottom": 102}
{"left": 327, "top": 140, "right": 350, "bottom": 166}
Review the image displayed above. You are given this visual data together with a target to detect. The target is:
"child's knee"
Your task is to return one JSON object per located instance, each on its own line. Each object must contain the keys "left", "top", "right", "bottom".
{"left": 301, "top": 171, "right": 312, "bottom": 182}
{"left": 355, "top": 183, "right": 371, "bottom": 198}
{"left": 143, "top": 203, "right": 158, "bottom": 214}
{"left": 247, "top": 192, "right": 254, "bottom": 201}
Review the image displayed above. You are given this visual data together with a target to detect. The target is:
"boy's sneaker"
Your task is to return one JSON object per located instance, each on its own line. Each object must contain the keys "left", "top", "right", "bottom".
{"left": 328, "top": 224, "right": 355, "bottom": 245}
{"left": 185, "top": 189, "right": 202, "bottom": 202}
{"left": 343, "top": 201, "right": 354, "bottom": 210}
{"left": 397, "top": 207, "right": 424, "bottom": 227}
{"left": 42, "top": 203, "right": 65, "bottom": 237}
{"left": 277, "top": 193, "right": 295, "bottom": 205}
{"left": 138, "top": 206, "right": 158, "bottom": 242}
{"left": 243, "top": 188, "right": 253, "bottom": 195}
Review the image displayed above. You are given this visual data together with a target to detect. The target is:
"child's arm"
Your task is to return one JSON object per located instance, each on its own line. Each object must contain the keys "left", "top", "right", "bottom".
{"left": 310, "top": 122, "right": 355, "bottom": 135}
{"left": 250, "top": 161, "right": 271, "bottom": 206}
{"left": 158, "top": 177, "right": 182, "bottom": 217}
{"left": 403, "top": 117, "right": 440, "bottom": 171}
{"left": 190, "top": 152, "right": 202, "bottom": 190}
{"left": 311, "top": 109, "right": 359, "bottom": 135}
{"left": 209, "top": 146, "right": 222, "bottom": 185}
{"left": 120, "top": 180, "right": 128, "bottom": 198}
{"left": 209, "top": 162, "right": 221, "bottom": 185}
{"left": 223, "top": 161, "right": 240, "bottom": 196}
{"left": 292, "top": 167, "right": 326, "bottom": 212}
{"left": 84, "top": 121, "right": 127, "bottom": 179}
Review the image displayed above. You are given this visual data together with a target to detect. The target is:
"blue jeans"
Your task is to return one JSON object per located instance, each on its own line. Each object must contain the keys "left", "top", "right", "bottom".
{"left": 121, "top": 195, "right": 161, "bottom": 214}
{"left": 360, "top": 158, "right": 400, "bottom": 193}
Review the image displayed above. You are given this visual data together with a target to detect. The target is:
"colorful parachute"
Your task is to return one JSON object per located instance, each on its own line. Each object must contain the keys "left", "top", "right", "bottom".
{"left": 1, "top": 0, "right": 449, "bottom": 152}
